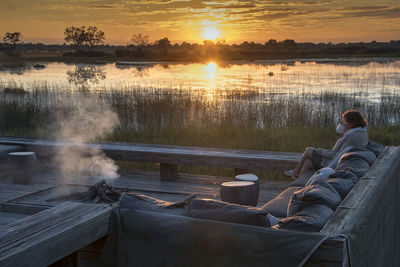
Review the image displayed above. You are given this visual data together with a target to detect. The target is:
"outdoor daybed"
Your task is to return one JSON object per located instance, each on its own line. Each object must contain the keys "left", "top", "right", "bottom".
{"left": 100, "top": 141, "right": 400, "bottom": 267}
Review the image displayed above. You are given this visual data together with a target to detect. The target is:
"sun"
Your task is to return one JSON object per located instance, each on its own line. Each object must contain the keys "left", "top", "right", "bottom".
{"left": 203, "top": 26, "right": 220, "bottom": 40}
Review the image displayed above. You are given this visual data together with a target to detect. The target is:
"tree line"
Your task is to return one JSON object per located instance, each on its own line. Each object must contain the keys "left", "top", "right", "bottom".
{"left": 2, "top": 26, "right": 400, "bottom": 60}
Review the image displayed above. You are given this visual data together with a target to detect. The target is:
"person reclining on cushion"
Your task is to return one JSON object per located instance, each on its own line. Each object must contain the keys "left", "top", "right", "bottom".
{"left": 284, "top": 110, "right": 368, "bottom": 179}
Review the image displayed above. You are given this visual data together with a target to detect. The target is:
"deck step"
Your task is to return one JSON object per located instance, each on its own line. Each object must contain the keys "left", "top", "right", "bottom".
{"left": 0, "top": 202, "right": 112, "bottom": 266}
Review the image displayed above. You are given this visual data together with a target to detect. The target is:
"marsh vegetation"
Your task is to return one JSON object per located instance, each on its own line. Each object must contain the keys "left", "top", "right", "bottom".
{"left": 1, "top": 59, "right": 399, "bottom": 179}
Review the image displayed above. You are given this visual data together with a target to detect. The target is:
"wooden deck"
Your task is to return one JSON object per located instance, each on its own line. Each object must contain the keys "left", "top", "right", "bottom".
{"left": 0, "top": 169, "right": 290, "bottom": 266}
{"left": 1, "top": 138, "right": 398, "bottom": 266}
{"left": 0, "top": 137, "right": 298, "bottom": 266}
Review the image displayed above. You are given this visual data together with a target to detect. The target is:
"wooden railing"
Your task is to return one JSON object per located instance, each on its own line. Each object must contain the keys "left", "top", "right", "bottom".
{"left": 0, "top": 137, "right": 301, "bottom": 180}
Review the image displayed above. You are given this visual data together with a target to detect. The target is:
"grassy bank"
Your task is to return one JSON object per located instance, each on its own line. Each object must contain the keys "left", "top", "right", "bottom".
{"left": 1, "top": 85, "right": 399, "bottom": 180}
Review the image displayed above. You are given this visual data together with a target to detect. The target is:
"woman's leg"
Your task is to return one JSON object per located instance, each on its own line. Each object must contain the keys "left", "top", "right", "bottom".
{"left": 293, "top": 147, "right": 315, "bottom": 177}
{"left": 299, "top": 158, "right": 314, "bottom": 177}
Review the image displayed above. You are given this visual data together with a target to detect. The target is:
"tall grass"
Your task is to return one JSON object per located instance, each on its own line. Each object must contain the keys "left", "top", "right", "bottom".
{"left": 1, "top": 83, "right": 399, "bottom": 179}
{"left": 1, "top": 83, "right": 400, "bottom": 146}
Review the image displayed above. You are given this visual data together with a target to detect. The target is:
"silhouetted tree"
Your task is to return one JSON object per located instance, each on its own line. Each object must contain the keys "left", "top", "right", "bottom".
{"left": 265, "top": 39, "right": 278, "bottom": 47}
{"left": 3, "top": 32, "right": 22, "bottom": 50}
{"left": 216, "top": 38, "right": 227, "bottom": 47}
{"left": 203, "top": 40, "right": 215, "bottom": 46}
{"left": 131, "top": 33, "right": 149, "bottom": 47}
{"left": 280, "top": 39, "right": 297, "bottom": 48}
{"left": 85, "top": 26, "right": 105, "bottom": 50}
{"left": 180, "top": 42, "right": 192, "bottom": 48}
{"left": 154, "top": 37, "right": 171, "bottom": 49}
{"left": 64, "top": 26, "right": 87, "bottom": 51}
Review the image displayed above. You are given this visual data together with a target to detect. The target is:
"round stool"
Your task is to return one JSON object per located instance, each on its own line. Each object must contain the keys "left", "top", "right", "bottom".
{"left": 220, "top": 181, "right": 257, "bottom": 206}
{"left": 8, "top": 152, "right": 37, "bottom": 184}
{"left": 235, "top": 173, "right": 259, "bottom": 205}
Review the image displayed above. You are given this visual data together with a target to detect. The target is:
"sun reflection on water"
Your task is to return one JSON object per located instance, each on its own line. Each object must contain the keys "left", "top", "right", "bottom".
{"left": 204, "top": 62, "right": 217, "bottom": 80}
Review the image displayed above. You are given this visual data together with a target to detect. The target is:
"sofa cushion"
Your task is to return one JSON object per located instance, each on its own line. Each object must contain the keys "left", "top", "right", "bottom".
{"left": 327, "top": 178, "right": 355, "bottom": 200}
{"left": 305, "top": 167, "right": 335, "bottom": 187}
{"left": 325, "top": 169, "right": 358, "bottom": 199}
{"left": 342, "top": 147, "right": 377, "bottom": 165}
{"left": 120, "top": 193, "right": 195, "bottom": 216}
{"left": 187, "top": 198, "right": 269, "bottom": 227}
{"left": 261, "top": 186, "right": 301, "bottom": 218}
{"left": 273, "top": 204, "right": 334, "bottom": 232}
{"left": 336, "top": 157, "right": 370, "bottom": 178}
{"left": 365, "top": 140, "right": 384, "bottom": 157}
{"left": 287, "top": 179, "right": 341, "bottom": 217}
{"left": 289, "top": 169, "right": 315, "bottom": 187}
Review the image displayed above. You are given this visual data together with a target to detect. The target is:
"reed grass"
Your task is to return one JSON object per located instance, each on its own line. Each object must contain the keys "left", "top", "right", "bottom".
{"left": 1, "top": 83, "right": 399, "bottom": 180}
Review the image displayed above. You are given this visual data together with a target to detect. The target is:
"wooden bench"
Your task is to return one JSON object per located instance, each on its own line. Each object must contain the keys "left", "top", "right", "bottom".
{"left": 0, "top": 201, "right": 112, "bottom": 266}
{"left": 0, "top": 137, "right": 301, "bottom": 181}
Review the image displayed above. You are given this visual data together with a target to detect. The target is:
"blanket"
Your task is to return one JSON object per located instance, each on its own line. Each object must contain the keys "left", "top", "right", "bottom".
{"left": 100, "top": 208, "right": 328, "bottom": 267}
{"left": 274, "top": 145, "right": 378, "bottom": 232}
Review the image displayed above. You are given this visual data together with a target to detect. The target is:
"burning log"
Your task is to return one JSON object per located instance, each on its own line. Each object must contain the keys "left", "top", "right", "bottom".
{"left": 47, "top": 180, "right": 122, "bottom": 203}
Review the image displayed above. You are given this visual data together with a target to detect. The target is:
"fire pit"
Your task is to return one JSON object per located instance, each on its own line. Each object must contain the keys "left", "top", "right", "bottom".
{"left": 1, "top": 180, "right": 123, "bottom": 214}
{"left": 47, "top": 180, "right": 122, "bottom": 203}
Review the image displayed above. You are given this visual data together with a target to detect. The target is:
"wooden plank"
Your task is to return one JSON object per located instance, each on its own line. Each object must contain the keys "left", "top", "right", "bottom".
{"left": 306, "top": 238, "right": 345, "bottom": 265}
{"left": 160, "top": 163, "right": 178, "bottom": 181}
{"left": 322, "top": 147, "right": 399, "bottom": 235}
{"left": 113, "top": 176, "right": 282, "bottom": 205}
{"left": 121, "top": 169, "right": 233, "bottom": 185}
{"left": 0, "top": 202, "right": 86, "bottom": 247}
{"left": 28, "top": 169, "right": 288, "bottom": 206}
{"left": 0, "top": 137, "right": 301, "bottom": 171}
{"left": 234, "top": 168, "right": 250, "bottom": 176}
{"left": 0, "top": 212, "right": 28, "bottom": 227}
{"left": 1, "top": 203, "right": 49, "bottom": 215}
{"left": 0, "top": 202, "right": 112, "bottom": 266}
{"left": 0, "top": 183, "right": 53, "bottom": 203}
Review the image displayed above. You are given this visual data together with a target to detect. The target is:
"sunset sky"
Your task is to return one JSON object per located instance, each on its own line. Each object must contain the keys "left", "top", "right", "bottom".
{"left": 1, "top": 0, "right": 399, "bottom": 45}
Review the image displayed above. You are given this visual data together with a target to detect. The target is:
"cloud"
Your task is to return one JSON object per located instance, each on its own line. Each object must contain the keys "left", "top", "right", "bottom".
{"left": 255, "top": 12, "right": 293, "bottom": 20}
{"left": 6, "top": 5, "right": 16, "bottom": 11}
{"left": 255, "top": 8, "right": 326, "bottom": 21}
{"left": 210, "top": 4, "right": 257, "bottom": 9}
{"left": 91, "top": 4, "right": 122, "bottom": 9}
{"left": 1, "top": 0, "right": 399, "bottom": 43}
{"left": 342, "top": 6, "right": 400, "bottom": 19}
{"left": 342, "top": 6, "right": 390, "bottom": 11}
{"left": 253, "top": 0, "right": 337, "bottom": 6}
{"left": 126, "top": 0, "right": 207, "bottom": 10}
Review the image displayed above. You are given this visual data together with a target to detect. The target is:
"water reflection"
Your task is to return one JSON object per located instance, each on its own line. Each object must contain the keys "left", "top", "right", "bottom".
{"left": 66, "top": 65, "right": 106, "bottom": 87}
{"left": 132, "top": 66, "right": 151, "bottom": 77}
{"left": 1, "top": 60, "right": 400, "bottom": 132}
{"left": 115, "top": 62, "right": 152, "bottom": 77}
{"left": 204, "top": 62, "right": 217, "bottom": 80}
{"left": 0, "top": 59, "right": 399, "bottom": 105}
{"left": 0, "top": 63, "right": 32, "bottom": 75}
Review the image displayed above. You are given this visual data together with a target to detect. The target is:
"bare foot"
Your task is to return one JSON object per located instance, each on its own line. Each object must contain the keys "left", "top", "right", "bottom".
{"left": 283, "top": 169, "right": 297, "bottom": 179}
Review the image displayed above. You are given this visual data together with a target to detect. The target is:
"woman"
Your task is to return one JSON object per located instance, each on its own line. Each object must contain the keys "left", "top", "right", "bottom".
{"left": 284, "top": 110, "right": 368, "bottom": 179}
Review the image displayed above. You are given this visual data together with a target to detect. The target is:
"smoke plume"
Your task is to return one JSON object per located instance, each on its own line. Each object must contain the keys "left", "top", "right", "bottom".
{"left": 53, "top": 96, "right": 120, "bottom": 181}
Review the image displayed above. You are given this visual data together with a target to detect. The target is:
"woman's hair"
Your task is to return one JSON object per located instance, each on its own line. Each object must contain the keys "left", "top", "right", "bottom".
{"left": 342, "top": 110, "right": 368, "bottom": 128}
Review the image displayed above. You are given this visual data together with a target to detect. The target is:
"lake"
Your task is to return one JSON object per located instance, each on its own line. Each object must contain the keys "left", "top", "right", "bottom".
{"left": 1, "top": 58, "right": 399, "bottom": 98}
{"left": 0, "top": 58, "right": 400, "bottom": 135}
